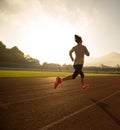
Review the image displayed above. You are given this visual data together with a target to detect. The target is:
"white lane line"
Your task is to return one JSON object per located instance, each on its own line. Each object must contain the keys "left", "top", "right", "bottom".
{"left": 0, "top": 96, "right": 50, "bottom": 107}
{"left": 0, "top": 89, "right": 81, "bottom": 107}
{"left": 39, "top": 90, "right": 120, "bottom": 130}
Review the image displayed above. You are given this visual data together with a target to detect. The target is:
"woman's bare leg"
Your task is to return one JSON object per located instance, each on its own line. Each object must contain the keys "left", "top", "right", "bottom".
{"left": 81, "top": 78, "right": 85, "bottom": 86}
{"left": 62, "top": 75, "right": 73, "bottom": 82}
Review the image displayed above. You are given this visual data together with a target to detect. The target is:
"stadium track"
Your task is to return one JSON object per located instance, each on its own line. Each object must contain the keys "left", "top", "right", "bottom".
{"left": 0, "top": 76, "right": 120, "bottom": 130}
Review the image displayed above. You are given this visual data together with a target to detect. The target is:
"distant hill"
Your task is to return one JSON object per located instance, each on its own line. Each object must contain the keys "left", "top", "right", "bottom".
{"left": 85, "top": 52, "right": 120, "bottom": 67}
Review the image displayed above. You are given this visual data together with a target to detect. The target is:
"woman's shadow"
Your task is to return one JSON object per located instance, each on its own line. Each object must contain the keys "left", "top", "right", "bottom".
{"left": 90, "top": 98, "right": 120, "bottom": 127}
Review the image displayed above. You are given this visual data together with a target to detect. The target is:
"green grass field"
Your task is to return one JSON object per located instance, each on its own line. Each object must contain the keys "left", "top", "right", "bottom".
{"left": 0, "top": 70, "right": 119, "bottom": 77}
{"left": 0, "top": 70, "right": 72, "bottom": 77}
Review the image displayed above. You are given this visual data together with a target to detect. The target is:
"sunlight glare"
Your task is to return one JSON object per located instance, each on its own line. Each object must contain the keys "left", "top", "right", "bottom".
{"left": 21, "top": 14, "right": 93, "bottom": 64}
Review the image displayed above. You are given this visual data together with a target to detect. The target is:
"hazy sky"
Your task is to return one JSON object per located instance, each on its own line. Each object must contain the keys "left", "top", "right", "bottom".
{"left": 0, "top": 0, "right": 120, "bottom": 64}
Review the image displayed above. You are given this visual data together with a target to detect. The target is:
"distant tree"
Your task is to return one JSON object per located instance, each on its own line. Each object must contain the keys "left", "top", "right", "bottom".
{"left": 42, "top": 62, "right": 48, "bottom": 69}
{"left": 0, "top": 41, "right": 6, "bottom": 49}
{"left": 116, "top": 64, "right": 120, "bottom": 68}
{"left": 24, "top": 55, "right": 40, "bottom": 65}
{"left": 62, "top": 64, "right": 73, "bottom": 71}
{"left": 24, "top": 55, "right": 32, "bottom": 63}
{"left": 10, "top": 46, "right": 24, "bottom": 58}
{"left": 101, "top": 64, "right": 109, "bottom": 68}
{"left": 42, "top": 62, "right": 62, "bottom": 71}
{"left": 0, "top": 41, "right": 40, "bottom": 68}
{"left": 0, "top": 41, "right": 7, "bottom": 62}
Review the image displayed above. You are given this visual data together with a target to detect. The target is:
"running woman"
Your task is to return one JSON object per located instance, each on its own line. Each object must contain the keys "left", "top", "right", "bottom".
{"left": 54, "top": 34, "right": 90, "bottom": 90}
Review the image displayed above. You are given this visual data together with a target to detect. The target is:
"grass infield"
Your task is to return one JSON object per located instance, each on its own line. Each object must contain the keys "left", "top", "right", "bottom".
{"left": 0, "top": 70, "right": 119, "bottom": 78}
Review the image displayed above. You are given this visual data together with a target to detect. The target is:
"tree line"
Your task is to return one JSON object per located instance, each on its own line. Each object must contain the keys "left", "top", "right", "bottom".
{"left": 0, "top": 41, "right": 39, "bottom": 68}
{"left": 0, "top": 41, "right": 73, "bottom": 71}
{"left": 0, "top": 41, "right": 119, "bottom": 73}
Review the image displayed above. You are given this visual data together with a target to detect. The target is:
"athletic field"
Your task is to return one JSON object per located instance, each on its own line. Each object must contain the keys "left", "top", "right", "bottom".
{"left": 0, "top": 71, "right": 120, "bottom": 130}
{"left": 0, "top": 70, "right": 119, "bottom": 77}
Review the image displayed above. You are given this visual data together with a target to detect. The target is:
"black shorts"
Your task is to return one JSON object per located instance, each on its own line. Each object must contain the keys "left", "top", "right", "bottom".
{"left": 72, "top": 64, "right": 84, "bottom": 79}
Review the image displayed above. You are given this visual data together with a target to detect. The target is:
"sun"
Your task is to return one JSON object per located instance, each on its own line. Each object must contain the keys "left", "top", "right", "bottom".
{"left": 20, "top": 14, "right": 93, "bottom": 65}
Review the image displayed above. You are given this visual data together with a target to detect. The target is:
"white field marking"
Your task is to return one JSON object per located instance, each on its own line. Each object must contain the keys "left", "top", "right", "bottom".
{"left": 39, "top": 90, "right": 120, "bottom": 130}
{"left": 0, "top": 89, "right": 82, "bottom": 107}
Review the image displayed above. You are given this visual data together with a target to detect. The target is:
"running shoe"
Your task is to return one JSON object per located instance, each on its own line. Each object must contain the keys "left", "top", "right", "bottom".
{"left": 82, "top": 84, "right": 89, "bottom": 90}
{"left": 54, "top": 76, "right": 62, "bottom": 89}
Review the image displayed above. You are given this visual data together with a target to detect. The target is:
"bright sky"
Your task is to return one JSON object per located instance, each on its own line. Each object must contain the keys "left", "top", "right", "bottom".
{"left": 0, "top": 0, "right": 120, "bottom": 65}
